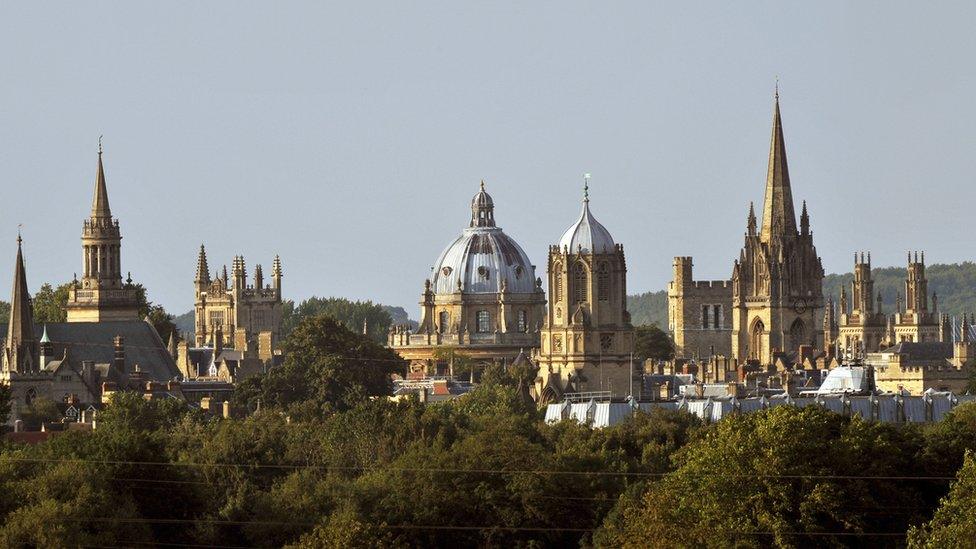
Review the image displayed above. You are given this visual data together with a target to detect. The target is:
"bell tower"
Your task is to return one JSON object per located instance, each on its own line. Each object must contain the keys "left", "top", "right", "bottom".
{"left": 65, "top": 142, "right": 141, "bottom": 322}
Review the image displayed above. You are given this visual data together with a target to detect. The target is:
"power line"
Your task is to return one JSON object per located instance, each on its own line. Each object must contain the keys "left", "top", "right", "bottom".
{"left": 2, "top": 457, "right": 958, "bottom": 480}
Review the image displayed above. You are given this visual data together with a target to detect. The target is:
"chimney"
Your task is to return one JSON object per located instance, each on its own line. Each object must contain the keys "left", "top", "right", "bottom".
{"left": 113, "top": 336, "right": 126, "bottom": 376}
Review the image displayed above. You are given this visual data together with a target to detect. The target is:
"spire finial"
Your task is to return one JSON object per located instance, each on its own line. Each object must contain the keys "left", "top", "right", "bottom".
{"left": 16, "top": 224, "right": 22, "bottom": 246}
{"left": 774, "top": 77, "right": 779, "bottom": 100}
{"left": 98, "top": 135, "right": 103, "bottom": 155}
{"left": 583, "top": 173, "right": 591, "bottom": 202}
{"left": 480, "top": 179, "right": 485, "bottom": 191}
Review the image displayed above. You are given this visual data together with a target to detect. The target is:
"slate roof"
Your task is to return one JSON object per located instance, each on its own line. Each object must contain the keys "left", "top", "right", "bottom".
{"left": 0, "top": 320, "right": 181, "bottom": 382}
{"left": 884, "top": 341, "right": 953, "bottom": 361}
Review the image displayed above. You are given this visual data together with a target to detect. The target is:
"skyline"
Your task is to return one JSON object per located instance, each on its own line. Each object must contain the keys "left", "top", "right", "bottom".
{"left": 1, "top": 2, "right": 974, "bottom": 315}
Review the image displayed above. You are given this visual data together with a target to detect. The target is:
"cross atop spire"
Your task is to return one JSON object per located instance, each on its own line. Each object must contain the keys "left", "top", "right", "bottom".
{"left": 583, "top": 173, "right": 591, "bottom": 203}
{"left": 91, "top": 139, "right": 112, "bottom": 219}
{"left": 759, "top": 91, "right": 798, "bottom": 242}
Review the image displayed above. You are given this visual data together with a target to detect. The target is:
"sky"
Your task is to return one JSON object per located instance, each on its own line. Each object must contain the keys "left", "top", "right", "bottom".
{"left": 0, "top": 2, "right": 974, "bottom": 316}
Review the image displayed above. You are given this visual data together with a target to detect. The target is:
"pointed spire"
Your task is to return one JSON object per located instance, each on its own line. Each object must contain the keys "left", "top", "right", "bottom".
{"left": 167, "top": 329, "right": 178, "bottom": 359}
{"left": 760, "top": 91, "right": 798, "bottom": 241}
{"left": 195, "top": 244, "right": 211, "bottom": 284}
{"left": 91, "top": 138, "right": 112, "bottom": 220}
{"left": 6, "top": 234, "right": 36, "bottom": 372}
{"left": 747, "top": 202, "right": 757, "bottom": 236}
{"left": 800, "top": 200, "right": 810, "bottom": 235}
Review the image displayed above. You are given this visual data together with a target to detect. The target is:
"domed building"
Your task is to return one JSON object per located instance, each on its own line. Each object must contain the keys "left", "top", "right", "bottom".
{"left": 389, "top": 182, "right": 546, "bottom": 377}
{"left": 534, "top": 182, "right": 635, "bottom": 403}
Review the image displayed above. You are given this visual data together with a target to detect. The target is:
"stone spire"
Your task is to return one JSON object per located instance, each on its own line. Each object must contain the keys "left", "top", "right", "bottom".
{"left": 195, "top": 244, "right": 211, "bottom": 284}
{"left": 272, "top": 255, "right": 282, "bottom": 291}
{"left": 6, "top": 234, "right": 36, "bottom": 372}
{"left": 760, "top": 91, "right": 798, "bottom": 242}
{"left": 91, "top": 140, "right": 112, "bottom": 220}
{"left": 746, "top": 201, "right": 757, "bottom": 236}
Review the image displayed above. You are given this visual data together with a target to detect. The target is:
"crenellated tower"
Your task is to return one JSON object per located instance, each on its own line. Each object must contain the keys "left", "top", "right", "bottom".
{"left": 891, "top": 251, "right": 940, "bottom": 343}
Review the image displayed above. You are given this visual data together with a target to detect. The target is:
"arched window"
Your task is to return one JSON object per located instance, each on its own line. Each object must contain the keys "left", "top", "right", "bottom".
{"left": 476, "top": 310, "right": 490, "bottom": 333}
{"left": 574, "top": 263, "right": 588, "bottom": 303}
{"left": 553, "top": 263, "right": 563, "bottom": 302}
{"left": 789, "top": 318, "right": 805, "bottom": 352}
{"left": 750, "top": 319, "right": 765, "bottom": 361}
{"left": 516, "top": 310, "right": 528, "bottom": 333}
{"left": 597, "top": 263, "right": 610, "bottom": 301}
{"left": 438, "top": 311, "right": 449, "bottom": 334}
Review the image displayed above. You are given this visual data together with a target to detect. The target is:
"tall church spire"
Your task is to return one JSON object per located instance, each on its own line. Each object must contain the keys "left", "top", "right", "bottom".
{"left": 6, "top": 233, "right": 36, "bottom": 372}
{"left": 91, "top": 138, "right": 112, "bottom": 220}
{"left": 760, "top": 91, "right": 798, "bottom": 241}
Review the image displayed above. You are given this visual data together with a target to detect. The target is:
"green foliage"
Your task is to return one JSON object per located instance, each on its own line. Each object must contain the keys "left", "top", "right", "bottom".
{"left": 627, "top": 290, "right": 668, "bottom": 327}
{"left": 909, "top": 452, "right": 976, "bottom": 547}
{"left": 633, "top": 324, "right": 675, "bottom": 361}
{"left": 32, "top": 283, "right": 71, "bottom": 323}
{"left": 0, "top": 300, "right": 9, "bottom": 324}
{"left": 173, "top": 309, "right": 195, "bottom": 336}
{"left": 282, "top": 297, "right": 393, "bottom": 343}
{"left": 18, "top": 397, "right": 63, "bottom": 431}
{"left": 0, "top": 384, "right": 10, "bottom": 425}
{"left": 597, "top": 405, "right": 932, "bottom": 547}
{"left": 234, "top": 315, "right": 404, "bottom": 419}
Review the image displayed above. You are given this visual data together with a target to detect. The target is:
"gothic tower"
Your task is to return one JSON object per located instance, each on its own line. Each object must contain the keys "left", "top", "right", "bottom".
{"left": 836, "top": 252, "right": 888, "bottom": 356}
{"left": 3, "top": 235, "right": 37, "bottom": 373}
{"left": 535, "top": 181, "right": 634, "bottom": 403}
{"left": 730, "top": 93, "right": 825, "bottom": 364}
{"left": 65, "top": 145, "right": 141, "bottom": 322}
{"left": 892, "top": 251, "right": 940, "bottom": 343}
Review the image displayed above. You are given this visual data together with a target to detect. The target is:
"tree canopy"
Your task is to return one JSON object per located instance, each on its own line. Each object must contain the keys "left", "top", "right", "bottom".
{"left": 281, "top": 297, "right": 393, "bottom": 343}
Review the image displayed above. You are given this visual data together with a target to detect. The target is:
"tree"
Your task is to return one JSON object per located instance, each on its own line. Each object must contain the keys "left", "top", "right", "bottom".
{"left": 18, "top": 397, "right": 63, "bottom": 431}
{"left": 0, "top": 384, "right": 11, "bottom": 425}
{"left": 281, "top": 297, "right": 393, "bottom": 343}
{"left": 633, "top": 324, "right": 674, "bottom": 361}
{"left": 146, "top": 304, "right": 178, "bottom": 343}
{"left": 32, "top": 283, "right": 71, "bottom": 323}
{"left": 598, "top": 405, "right": 930, "bottom": 546}
{"left": 0, "top": 300, "right": 9, "bottom": 324}
{"left": 909, "top": 452, "right": 976, "bottom": 547}
{"left": 234, "top": 315, "right": 404, "bottom": 418}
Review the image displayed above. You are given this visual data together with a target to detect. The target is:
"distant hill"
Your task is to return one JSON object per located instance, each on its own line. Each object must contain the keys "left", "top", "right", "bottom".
{"left": 628, "top": 262, "right": 976, "bottom": 329}
{"left": 173, "top": 310, "right": 195, "bottom": 337}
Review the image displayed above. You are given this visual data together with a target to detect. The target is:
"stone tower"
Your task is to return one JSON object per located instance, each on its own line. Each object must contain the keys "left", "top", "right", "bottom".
{"left": 836, "top": 252, "right": 888, "bottom": 356}
{"left": 730, "top": 93, "right": 825, "bottom": 364}
{"left": 535, "top": 182, "right": 634, "bottom": 403}
{"left": 194, "top": 244, "right": 283, "bottom": 347}
{"left": 891, "top": 251, "right": 940, "bottom": 343}
{"left": 3, "top": 235, "right": 37, "bottom": 373}
{"left": 65, "top": 145, "right": 141, "bottom": 322}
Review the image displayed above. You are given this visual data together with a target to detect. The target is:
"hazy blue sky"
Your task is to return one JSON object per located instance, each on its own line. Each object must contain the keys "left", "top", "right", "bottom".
{"left": 1, "top": 2, "right": 974, "bottom": 315}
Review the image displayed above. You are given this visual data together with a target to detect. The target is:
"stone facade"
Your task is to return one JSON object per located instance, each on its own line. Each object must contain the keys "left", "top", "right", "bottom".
{"left": 193, "top": 246, "right": 283, "bottom": 349}
{"left": 534, "top": 184, "right": 635, "bottom": 403}
{"left": 64, "top": 147, "right": 141, "bottom": 322}
{"left": 669, "top": 94, "right": 824, "bottom": 366}
{"left": 667, "top": 257, "right": 732, "bottom": 359}
{"left": 389, "top": 183, "right": 546, "bottom": 375}
{"left": 835, "top": 253, "right": 889, "bottom": 356}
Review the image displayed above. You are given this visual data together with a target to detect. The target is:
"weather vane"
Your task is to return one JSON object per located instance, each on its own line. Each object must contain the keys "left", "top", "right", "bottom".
{"left": 583, "top": 173, "right": 591, "bottom": 201}
{"left": 98, "top": 135, "right": 103, "bottom": 154}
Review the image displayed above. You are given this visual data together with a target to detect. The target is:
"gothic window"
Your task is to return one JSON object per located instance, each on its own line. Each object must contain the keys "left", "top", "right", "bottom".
{"left": 701, "top": 305, "right": 710, "bottom": 329}
{"left": 516, "top": 310, "right": 528, "bottom": 333}
{"left": 789, "top": 318, "right": 805, "bottom": 352}
{"left": 25, "top": 387, "right": 37, "bottom": 405}
{"left": 476, "top": 310, "right": 490, "bottom": 333}
{"left": 553, "top": 263, "right": 563, "bottom": 302}
{"left": 574, "top": 263, "right": 588, "bottom": 303}
{"left": 597, "top": 263, "right": 610, "bottom": 301}
{"left": 209, "top": 310, "right": 224, "bottom": 328}
{"left": 750, "top": 319, "right": 765, "bottom": 361}
{"left": 600, "top": 333, "right": 614, "bottom": 351}
{"left": 715, "top": 305, "right": 724, "bottom": 329}
{"left": 438, "top": 311, "right": 449, "bottom": 334}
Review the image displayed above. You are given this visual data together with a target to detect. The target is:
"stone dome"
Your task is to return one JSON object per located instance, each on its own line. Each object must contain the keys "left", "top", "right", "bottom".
{"left": 558, "top": 187, "right": 615, "bottom": 254}
{"left": 431, "top": 184, "right": 538, "bottom": 295}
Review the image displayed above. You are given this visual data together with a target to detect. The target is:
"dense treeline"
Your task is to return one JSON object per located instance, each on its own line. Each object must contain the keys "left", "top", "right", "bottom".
{"left": 2, "top": 315, "right": 976, "bottom": 546}
{"left": 627, "top": 262, "right": 976, "bottom": 328}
